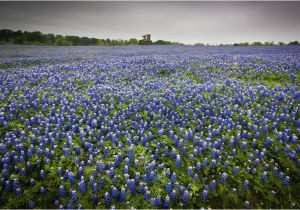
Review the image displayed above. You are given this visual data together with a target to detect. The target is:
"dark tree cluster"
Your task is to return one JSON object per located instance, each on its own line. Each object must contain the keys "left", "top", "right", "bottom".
{"left": 0, "top": 29, "right": 183, "bottom": 46}
{"left": 0, "top": 29, "right": 141, "bottom": 46}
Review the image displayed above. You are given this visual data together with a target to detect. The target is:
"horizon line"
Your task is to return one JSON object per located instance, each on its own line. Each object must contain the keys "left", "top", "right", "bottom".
{"left": 1, "top": 28, "right": 299, "bottom": 46}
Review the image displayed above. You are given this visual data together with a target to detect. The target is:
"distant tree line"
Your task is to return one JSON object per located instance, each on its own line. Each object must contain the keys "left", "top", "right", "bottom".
{"left": 194, "top": 41, "right": 300, "bottom": 46}
{"left": 0, "top": 29, "right": 183, "bottom": 46}
{"left": 1, "top": 29, "right": 298, "bottom": 46}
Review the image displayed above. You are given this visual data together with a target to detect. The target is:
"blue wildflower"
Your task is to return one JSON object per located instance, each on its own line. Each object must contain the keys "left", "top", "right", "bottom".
{"left": 120, "top": 187, "right": 126, "bottom": 203}
{"left": 221, "top": 172, "right": 228, "bottom": 184}
{"left": 202, "top": 189, "right": 208, "bottom": 202}
{"left": 182, "top": 190, "right": 189, "bottom": 205}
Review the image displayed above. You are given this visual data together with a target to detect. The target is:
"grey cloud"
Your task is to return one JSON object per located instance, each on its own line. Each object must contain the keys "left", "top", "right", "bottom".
{"left": 0, "top": 1, "right": 299, "bottom": 44}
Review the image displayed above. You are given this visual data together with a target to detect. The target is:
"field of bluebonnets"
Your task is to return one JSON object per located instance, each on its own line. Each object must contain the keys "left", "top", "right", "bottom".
{"left": 0, "top": 45, "right": 299, "bottom": 209}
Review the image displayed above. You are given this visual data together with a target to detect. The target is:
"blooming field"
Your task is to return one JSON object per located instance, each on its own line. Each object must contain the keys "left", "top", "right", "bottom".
{"left": 0, "top": 45, "right": 300, "bottom": 209}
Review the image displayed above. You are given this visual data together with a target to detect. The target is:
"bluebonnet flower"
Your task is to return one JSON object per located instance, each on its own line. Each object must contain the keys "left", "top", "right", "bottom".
{"left": 111, "top": 186, "right": 119, "bottom": 199}
{"left": 243, "top": 180, "right": 249, "bottom": 190}
{"left": 228, "top": 139, "right": 234, "bottom": 148}
{"left": 5, "top": 180, "right": 10, "bottom": 191}
{"left": 68, "top": 172, "right": 75, "bottom": 184}
{"left": 221, "top": 172, "right": 228, "bottom": 184}
{"left": 92, "top": 194, "right": 99, "bottom": 205}
{"left": 175, "top": 155, "right": 181, "bottom": 168}
{"left": 138, "top": 182, "right": 145, "bottom": 193}
{"left": 120, "top": 187, "right": 126, "bottom": 203}
{"left": 252, "top": 168, "right": 257, "bottom": 174}
{"left": 70, "top": 190, "right": 77, "bottom": 203}
{"left": 259, "top": 151, "right": 265, "bottom": 159}
{"left": 63, "top": 148, "right": 70, "bottom": 157}
{"left": 202, "top": 158, "right": 209, "bottom": 167}
{"left": 291, "top": 134, "right": 298, "bottom": 143}
{"left": 202, "top": 189, "right": 208, "bottom": 202}
{"left": 233, "top": 166, "right": 239, "bottom": 176}
{"left": 124, "top": 165, "right": 129, "bottom": 174}
{"left": 252, "top": 139, "right": 257, "bottom": 147}
{"left": 20, "top": 168, "right": 26, "bottom": 176}
{"left": 128, "top": 145, "right": 134, "bottom": 160}
{"left": 170, "top": 148, "right": 177, "bottom": 159}
{"left": 265, "top": 137, "right": 272, "bottom": 148}
{"left": 254, "top": 158, "right": 260, "bottom": 167}
{"left": 128, "top": 179, "right": 136, "bottom": 194}
{"left": 158, "top": 129, "right": 164, "bottom": 137}
{"left": 162, "top": 181, "right": 171, "bottom": 193}
{"left": 163, "top": 195, "right": 170, "bottom": 208}
{"left": 283, "top": 176, "right": 290, "bottom": 185}
{"left": 58, "top": 167, "right": 63, "bottom": 176}
{"left": 26, "top": 162, "right": 32, "bottom": 170}
{"left": 272, "top": 166, "right": 278, "bottom": 175}
{"left": 30, "top": 179, "right": 36, "bottom": 186}
{"left": 171, "top": 172, "right": 177, "bottom": 183}
{"left": 109, "top": 167, "right": 115, "bottom": 178}
{"left": 67, "top": 203, "right": 73, "bottom": 209}
{"left": 210, "top": 159, "right": 217, "bottom": 168}
{"left": 39, "top": 187, "right": 46, "bottom": 194}
{"left": 40, "top": 170, "right": 45, "bottom": 179}
{"left": 261, "top": 172, "right": 267, "bottom": 183}
{"left": 124, "top": 158, "right": 130, "bottom": 165}
{"left": 170, "top": 189, "right": 177, "bottom": 200}
{"left": 182, "top": 190, "right": 189, "bottom": 205}
{"left": 15, "top": 187, "right": 22, "bottom": 196}
{"left": 155, "top": 195, "right": 161, "bottom": 207}
{"left": 91, "top": 119, "right": 97, "bottom": 128}
{"left": 78, "top": 180, "right": 87, "bottom": 194}
{"left": 91, "top": 183, "right": 98, "bottom": 193}
{"left": 187, "top": 166, "right": 193, "bottom": 176}
{"left": 104, "top": 192, "right": 111, "bottom": 207}
{"left": 190, "top": 154, "right": 195, "bottom": 161}
{"left": 134, "top": 159, "right": 139, "bottom": 167}
{"left": 209, "top": 180, "right": 216, "bottom": 191}
{"left": 279, "top": 172, "right": 285, "bottom": 179}
{"left": 59, "top": 186, "right": 66, "bottom": 197}
{"left": 144, "top": 190, "right": 151, "bottom": 201}
{"left": 113, "top": 176, "right": 118, "bottom": 185}
{"left": 164, "top": 146, "right": 169, "bottom": 156}
{"left": 149, "top": 171, "right": 155, "bottom": 184}
{"left": 180, "top": 128, "right": 184, "bottom": 136}
{"left": 150, "top": 198, "right": 156, "bottom": 207}
{"left": 89, "top": 176, "right": 95, "bottom": 187}
{"left": 103, "top": 147, "right": 109, "bottom": 158}
{"left": 241, "top": 141, "right": 247, "bottom": 151}
{"left": 54, "top": 200, "right": 60, "bottom": 207}
{"left": 193, "top": 174, "right": 199, "bottom": 181}
{"left": 12, "top": 179, "right": 19, "bottom": 191}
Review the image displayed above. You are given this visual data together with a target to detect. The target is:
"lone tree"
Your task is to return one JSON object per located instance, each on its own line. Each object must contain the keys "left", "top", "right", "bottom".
{"left": 139, "top": 34, "right": 152, "bottom": 45}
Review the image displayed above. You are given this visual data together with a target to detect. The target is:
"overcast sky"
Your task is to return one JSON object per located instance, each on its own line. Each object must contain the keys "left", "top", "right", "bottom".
{"left": 0, "top": 1, "right": 300, "bottom": 44}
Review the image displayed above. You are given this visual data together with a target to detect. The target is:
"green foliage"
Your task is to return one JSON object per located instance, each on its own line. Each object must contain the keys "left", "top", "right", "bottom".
{"left": 288, "top": 41, "right": 300, "bottom": 46}
{"left": 54, "top": 38, "right": 71, "bottom": 46}
{"left": 139, "top": 34, "right": 152, "bottom": 45}
{"left": 194, "top": 41, "right": 300, "bottom": 46}
{"left": 194, "top": 42, "right": 205, "bottom": 46}
{"left": 128, "top": 38, "right": 138, "bottom": 45}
